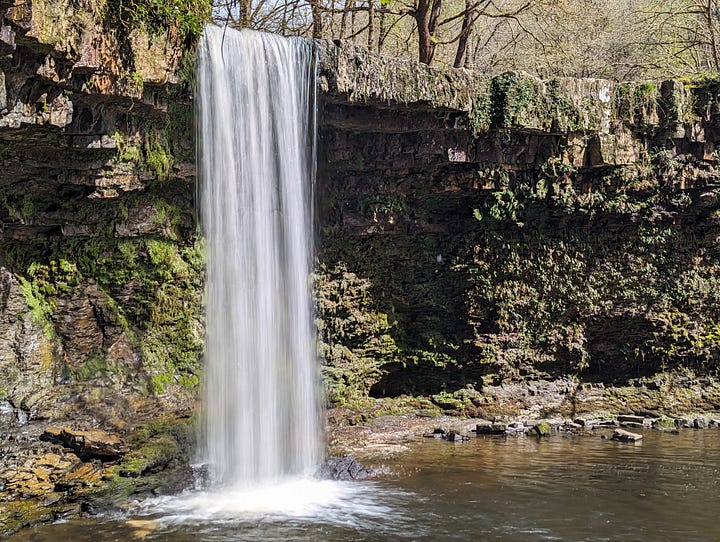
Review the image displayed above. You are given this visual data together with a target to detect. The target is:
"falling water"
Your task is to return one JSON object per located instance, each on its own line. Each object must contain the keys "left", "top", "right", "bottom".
{"left": 196, "top": 25, "right": 320, "bottom": 487}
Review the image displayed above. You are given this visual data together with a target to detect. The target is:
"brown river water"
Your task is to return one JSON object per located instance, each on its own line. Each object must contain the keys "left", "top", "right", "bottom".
{"left": 10, "top": 428, "right": 720, "bottom": 541}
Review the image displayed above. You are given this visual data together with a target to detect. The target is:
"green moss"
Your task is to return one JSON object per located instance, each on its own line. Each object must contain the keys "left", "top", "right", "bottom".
{"left": 145, "top": 130, "right": 172, "bottom": 181}
{"left": 18, "top": 276, "right": 56, "bottom": 339}
{"left": 0, "top": 499, "right": 54, "bottom": 537}
{"left": 490, "top": 73, "right": 540, "bottom": 128}
{"left": 70, "top": 352, "right": 126, "bottom": 381}
{"left": 316, "top": 264, "right": 400, "bottom": 404}
{"left": 614, "top": 81, "right": 659, "bottom": 126}
{"left": 1, "top": 229, "right": 204, "bottom": 396}
{"left": 117, "top": 433, "right": 178, "bottom": 477}
{"left": 103, "top": 0, "right": 210, "bottom": 39}
{"left": 431, "top": 391, "right": 467, "bottom": 412}
{"left": 373, "top": 395, "right": 442, "bottom": 417}
{"left": 114, "top": 124, "right": 179, "bottom": 182}
{"left": 115, "top": 131, "right": 143, "bottom": 164}
{"left": 546, "top": 78, "right": 583, "bottom": 131}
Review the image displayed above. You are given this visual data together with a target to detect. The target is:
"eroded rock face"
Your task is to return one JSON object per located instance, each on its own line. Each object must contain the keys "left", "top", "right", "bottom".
{"left": 0, "top": 266, "right": 57, "bottom": 423}
{"left": 0, "top": 0, "right": 202, "bottom": 434}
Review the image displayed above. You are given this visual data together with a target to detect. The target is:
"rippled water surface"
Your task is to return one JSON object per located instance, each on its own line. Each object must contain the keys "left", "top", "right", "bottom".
{"left": 11, "top": 429, "right": 720, "bottom": 541}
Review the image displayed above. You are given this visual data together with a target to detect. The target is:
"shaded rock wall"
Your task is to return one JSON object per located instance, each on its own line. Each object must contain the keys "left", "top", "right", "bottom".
{"left": 316, "top": 41, "right": 720, "bottom": 401}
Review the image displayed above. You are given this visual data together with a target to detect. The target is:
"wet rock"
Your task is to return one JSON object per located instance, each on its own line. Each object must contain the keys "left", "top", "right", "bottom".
{"left": 533, "top": 422, "right": 552, "bottom": 437}
{"left": 620, "top": 421, "right": 644, "bottom": 429}
{"left": 652, "top": 417, "right": 676, "bottom": 430}
{"left": 443, "top": 431, "right": 469, "bottom": 442}
{"left": 612, "top": 429, "right": 643, "bottom": 443}
{"left": 423, "top": 428, "right": 446, "bottom": 438}
{"left": 678, "top": 418, "right": 694, "bottom": 429}
{"left": 320, "top": 456, "right": 374, "bottom": 481}
{"left": 475, "top": 423, "right": 506, "bottom": 435}
{"left": 595, "top": 419, "right": 619, "bottom": 427}
{"left": 694, "top": 418, "right": 707, "bottom": 429}
{"left": 564, "top": 422, "right": 583, "bottom": 431}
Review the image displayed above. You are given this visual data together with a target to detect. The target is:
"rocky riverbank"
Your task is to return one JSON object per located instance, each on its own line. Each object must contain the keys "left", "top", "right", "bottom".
{"left": 2, "top": 370, "right": 720, "bottom": 535}
{"left": 0, "top": 405, "right": 195, "bottom": 536}
{"left": 327, "top": 371, "right": 720, "bottom": 460}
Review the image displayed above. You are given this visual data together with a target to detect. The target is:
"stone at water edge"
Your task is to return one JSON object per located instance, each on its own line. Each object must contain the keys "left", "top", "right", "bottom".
{"left": 652, "top": 417, "right": 676, "bottom": 430}
{"left": 320, "top": 456, "right": 374, "bottom": 481}
{"left": 617, "top": 415, "right": 645, "bottom": 424}
{"left": 612, "top": 429, "right": 643, "bottom": 442}
{"left": 444, "top": 432, "right": 470, "bottom": 442}
{"left": 533, "top": 422, "right": 552, "bottom": 437}
{"left": 475, "top": 423, "right": 506, "bottom": 435}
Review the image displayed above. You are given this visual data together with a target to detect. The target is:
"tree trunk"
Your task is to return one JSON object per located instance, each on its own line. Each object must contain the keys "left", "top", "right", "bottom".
{"left": 339, "top": 0, "right": 353, "bottom": 39}
{"left": 238, "top": 0, "right": 251, "bottom": 27}
{"left": 453, "top": 0, "right": 474, "bottom": 68}
{"left": 368, "top": 0, "right": 375, "bottom": 50}
{"left": 414, "top": 0, "right": 441, "bottom": 64}
{"left": 708, "top": 0, "right": 720, "bottom": 70}
{"left": 378, "top": 9, "right": 386, "bottom": 53}
{"left": 309, "top": 0, "right": 323, "bottom": 39}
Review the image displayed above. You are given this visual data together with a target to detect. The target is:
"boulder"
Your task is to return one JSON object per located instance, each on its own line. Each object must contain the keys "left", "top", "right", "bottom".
{"left": 319, "top": 456, "right": 373, "bottom": 481}
{"left": 533, "top": 422, "right": 552, "bottom": 437}
{"left": 620, "top": 421, "right": 644, "bottom": 429}
{"left": 443, "top": 432, "right": 469, "bottom": 442}
{"left": 652, "top": 417, "right": 676, "bottom": 430}
{"left": 475, "top": 423, "right": 507, "bottom": 435}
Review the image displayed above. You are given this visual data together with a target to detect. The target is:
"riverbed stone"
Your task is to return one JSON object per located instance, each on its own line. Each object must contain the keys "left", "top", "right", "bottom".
{"left": 653, "top": 417, "right": 676, "bottom": 430}
{"left": 320, "top": 456, "right": 374, "bottom": 481}
{"left": 694, "top": 418, "right": 707, "bottom": 429}
{"left": 444, "top": 431, "right": 469, "bottom": 442}
{"left": 534, "top": 422, "right": 552, "bottom": 437}
{"left": 612, "top": 429, "right": 643, "bottom": 442}
{"left": 618, "top": 415, "right": 645, "bottom": 424}
{"left": 475, "top": 422, "right": 507, "bottom": 435}
{"left": 620, "top": 421, "right": 644, "bottom": 429}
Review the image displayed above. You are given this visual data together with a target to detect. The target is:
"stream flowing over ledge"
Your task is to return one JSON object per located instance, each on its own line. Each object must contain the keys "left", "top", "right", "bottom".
{"left": 0, "top": 2, "right": 720, "bottom": 535}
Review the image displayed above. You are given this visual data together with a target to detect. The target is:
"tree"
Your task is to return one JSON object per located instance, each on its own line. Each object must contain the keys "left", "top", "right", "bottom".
{"left": 210, "top": 0, "right": 716, "bottom": 79}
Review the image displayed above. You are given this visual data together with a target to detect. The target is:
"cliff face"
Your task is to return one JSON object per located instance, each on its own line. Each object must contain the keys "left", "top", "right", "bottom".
{"left": 2, "top": 19, "right": 718, "bottom": 423}
{"left": 0, "top": 1, "right": 205, "bottom": 532}
{"left": 0, "top": 0, "right": 202, "bottom": 431}
{"left": 316, "top": 41, "right": 720, "bottom": 402}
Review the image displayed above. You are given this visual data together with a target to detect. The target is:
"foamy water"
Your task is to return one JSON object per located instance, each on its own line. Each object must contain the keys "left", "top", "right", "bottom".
{"left": 137, "top": 478, "right": 407, "bottom": 530}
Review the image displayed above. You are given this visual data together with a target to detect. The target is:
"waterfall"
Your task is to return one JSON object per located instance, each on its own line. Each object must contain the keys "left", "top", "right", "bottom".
{"left": 196, "top": 25, "right": 321, "bottom": 488}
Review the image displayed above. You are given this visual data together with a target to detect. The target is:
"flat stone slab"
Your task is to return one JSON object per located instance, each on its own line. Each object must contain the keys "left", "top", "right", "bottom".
{"left": 612, "top": 429, "right": 643, "bottom": 443}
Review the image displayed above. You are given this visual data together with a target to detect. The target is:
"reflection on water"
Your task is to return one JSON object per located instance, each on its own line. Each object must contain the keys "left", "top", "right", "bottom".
{"left": 10, "top": 429, "right": 720, "bottom": 541}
